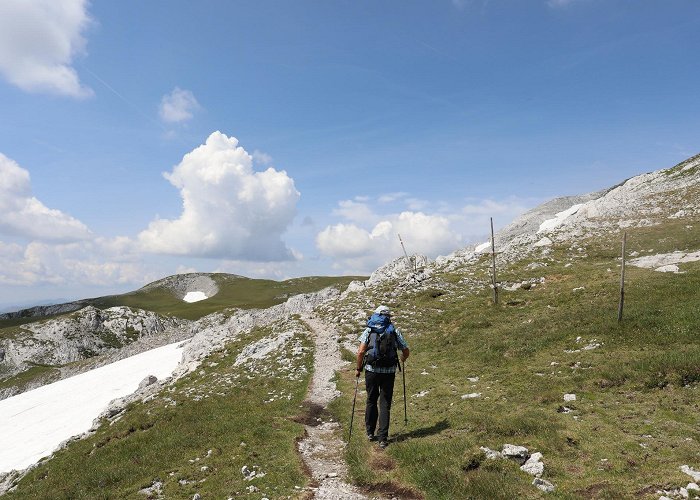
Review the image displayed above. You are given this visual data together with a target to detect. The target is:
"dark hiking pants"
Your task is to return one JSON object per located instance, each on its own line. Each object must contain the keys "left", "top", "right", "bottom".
{"left": 364, "top": 370, "right": 396, "bottom": 442}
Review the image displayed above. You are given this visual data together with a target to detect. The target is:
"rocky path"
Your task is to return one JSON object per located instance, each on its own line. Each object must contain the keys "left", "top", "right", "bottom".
{"left": 298, "top": 315, "right": 370, "bottom": 500}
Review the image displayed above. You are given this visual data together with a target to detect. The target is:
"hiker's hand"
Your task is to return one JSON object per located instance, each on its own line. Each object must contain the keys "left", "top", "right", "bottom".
{"left": 355, "top": 368, "right": 361, "bottom": 378}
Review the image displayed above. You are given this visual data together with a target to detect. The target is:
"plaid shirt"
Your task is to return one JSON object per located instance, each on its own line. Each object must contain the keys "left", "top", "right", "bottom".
{"left": 359, "top": 327, "right": 408, "bottom": 374}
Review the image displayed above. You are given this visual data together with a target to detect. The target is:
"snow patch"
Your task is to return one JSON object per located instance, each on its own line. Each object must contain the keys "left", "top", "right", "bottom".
{"left": 655, "top": 264, "right": 680, "bottom": 273}
{"left": 0, "top": 341, "right": 184, "bottom": 473}
{"left": 629, "top": 251, "right": 700, "bottom": 271}
{"left": 475, "top": 241, "right": 491, "bottom": 253}
{"left": 183, "top": 291, "right": 208, "bottom": 303}
{"left": 533, "top": 237, "right": 553, "bottom": 248}
{"left": 537, "top": 204, "right": 583, "bottom": 234}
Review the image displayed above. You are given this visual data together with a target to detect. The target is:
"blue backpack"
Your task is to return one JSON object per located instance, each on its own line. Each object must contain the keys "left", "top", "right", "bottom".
{"left": 365, "top": 313, "right": 398, "bottom": 368}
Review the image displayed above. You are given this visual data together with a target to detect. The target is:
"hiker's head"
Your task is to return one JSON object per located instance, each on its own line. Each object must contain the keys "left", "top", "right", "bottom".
{"left": 374, "top": 305, "right": 391, "bottom": 316}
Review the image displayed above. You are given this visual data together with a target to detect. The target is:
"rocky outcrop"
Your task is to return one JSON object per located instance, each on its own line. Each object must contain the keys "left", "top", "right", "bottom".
{"left": 139, "top": 273, "right": 221, "bottom": 300}
{"left": 366, "top": 254, "right": 430, "bottom": 286}
{"left": 0, "top": 301, "right": 85, "bottom": 321}
{"left": 173, "top": 286, "right": 341, "bottom": 378}
{"left": 0, "top": 306, "right": 187, "bottom": 399}
{"left": 430, "top": 152, "right": 700, "bottom": 273}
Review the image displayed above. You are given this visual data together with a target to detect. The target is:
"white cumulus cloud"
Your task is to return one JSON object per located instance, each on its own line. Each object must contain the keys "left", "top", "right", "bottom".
{"left": 0, "top": 0, "right": 92, "bottom": 97}
{"left": 0, "top": 153, "right": 91, "bottom": 242}
{"left": 0, "top": 239, "right": 153, "bottom": 287}
{"left": 138, "top": 131, "right": 300, "bottom": 260}
{"left": 314, "top": 195, "right": 537, "bottom": 274}
{"left": 317, "top": 211, "right": 461, "bottom": 273}
{"left": 159, "top": 87, "right": 200, "bottom": 123}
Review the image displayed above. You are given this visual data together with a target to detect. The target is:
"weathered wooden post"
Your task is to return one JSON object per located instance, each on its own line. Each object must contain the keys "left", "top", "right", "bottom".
{"left": 490, "top": 217, "right": 499, "bottom": 305}
{"left": 618, "top": 232, "right": 627, "bottom": 323}
{"left": 398, "top": 233, "right": 416, "bottom": 272}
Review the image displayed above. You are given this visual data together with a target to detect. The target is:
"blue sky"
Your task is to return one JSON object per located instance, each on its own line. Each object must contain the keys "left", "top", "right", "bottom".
{"left": 0, "top": 0, "right": 699, "bottom": 306}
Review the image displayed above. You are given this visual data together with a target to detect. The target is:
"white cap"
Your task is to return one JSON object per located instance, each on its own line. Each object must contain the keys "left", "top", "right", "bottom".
{"left": 374, "top": 305, "right": 391, "bottom": 316}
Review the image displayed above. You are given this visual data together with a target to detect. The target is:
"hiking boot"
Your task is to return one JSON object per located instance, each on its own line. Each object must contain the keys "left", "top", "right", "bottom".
{"left": 367, "top": 433, "right": 376, "bottom": 441}
{"left": 379, "top": 440, "right": 389, "bottom": 449}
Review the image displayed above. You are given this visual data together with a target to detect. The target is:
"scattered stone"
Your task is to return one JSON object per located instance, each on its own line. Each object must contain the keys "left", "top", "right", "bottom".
{"left": 557, "top": 406, "right": 573, "bottom": 414}
{"left": 246, "top": 485, "right": 259, "bottom": 493}
{"left": 461, "top": 393, "right": 481, "bottom": 399}
{"left": 138, "top": 375, "right": 158, "bottom": 390}
{"left": 572, "top": 286, "right": 585, "bottom": 292}
{"left": 564, "top": 394, "right": 577, "bottom": 402}
{"left": 192, "top": 494, "right": 201, "bottom": 500}
{"left": 521, "top": 452, "right": 544, "bottom": 477}
{"left": 533, "top": 478, "right": 555, "bottom": 493}
{"left": 413, "top": 390, "right": 429, "bottom": 398}
{"left": 502, "top": 444, "right": 529, "bottom": 464}
{"left": 480, "top": 446, "right": 502, "bottom": 460}
{"left": 467, "top": 376, "right": 480, "bottom": 382}
{"left": 534, "top": 237, "right": 553, "bottom": 247}
{"left": 138, "top": 480, "right": 163, "bottom": 496}
{"left": 681, "top": 465, "right": 700, "bottom": 482}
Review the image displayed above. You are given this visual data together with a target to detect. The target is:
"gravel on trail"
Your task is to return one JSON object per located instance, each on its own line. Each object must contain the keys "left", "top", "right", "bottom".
{"left": 297, "top": 315, "right": 370, "bottom": 500}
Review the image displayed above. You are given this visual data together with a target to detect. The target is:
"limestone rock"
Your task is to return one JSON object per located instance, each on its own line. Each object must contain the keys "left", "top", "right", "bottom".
{"left": 138, "top": 375, "right": 158, "bottom": 390}
{"left": 681, "top": 465, "right": 700, "bottom": 482}
{"left": 520, "top": 452, "right": 544, "bottom": 477}
{"left": 480, "top": 446, "right": 502, "bottom": 460}
{"left": 502, "top": 444, "right": 529, "bottom": 464}
{"left": 533, "top": 478, "right": 555, "bottom": 493}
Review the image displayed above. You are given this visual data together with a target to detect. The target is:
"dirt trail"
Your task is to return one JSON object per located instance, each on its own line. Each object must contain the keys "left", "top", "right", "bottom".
{"left": 298, "top": 315, "right": 370, "bottom": 500}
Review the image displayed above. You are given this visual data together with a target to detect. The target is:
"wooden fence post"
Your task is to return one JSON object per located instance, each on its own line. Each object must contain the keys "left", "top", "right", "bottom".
{"left": 618, "top": 232, "right": 627, "bottom": 323}
{"left": 398, "top": 233, "right": 416, "bottom": 272}
{"left": 491, "top": 217, "right": 499, "bottom": 305}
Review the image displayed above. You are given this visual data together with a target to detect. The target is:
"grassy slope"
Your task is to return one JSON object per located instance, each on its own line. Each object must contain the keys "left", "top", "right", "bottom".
{"left": 89, "top": 275, "right": 363, "bottom": 321}
{"left": 0, "top": 274, "right": 359, "bottom": 393}
{"left": 0, "top": 275, "right": 363, "bottom": 331}
{"left": 7, "top": 319, "right": 314, "bottom": 499}
{"left": 327, "top": 220, "right": 699, "bottom": 499}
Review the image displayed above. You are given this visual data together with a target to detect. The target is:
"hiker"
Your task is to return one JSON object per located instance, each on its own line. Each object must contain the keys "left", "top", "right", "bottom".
{"left": 355, "top": 305, "right": 409, "bottom": 449}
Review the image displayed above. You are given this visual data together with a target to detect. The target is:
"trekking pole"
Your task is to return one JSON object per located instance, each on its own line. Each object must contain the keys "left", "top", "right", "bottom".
{"left": 348, "top": 374, "right": 361, "bottom": 441}
{"left": 402, "top": 361, "right": 408, "bottom": 425}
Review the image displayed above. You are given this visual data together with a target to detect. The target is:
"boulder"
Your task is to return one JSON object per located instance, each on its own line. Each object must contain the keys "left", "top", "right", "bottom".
{"left": 533, "top": 478, "right": 555, "bottom": 493}
{"left": 681, "top": 465, "right": 700, "bottom": 482}
{"left": 502, "top": 444, "right": 529, "bottom": 464}
{"left": 479, "top": 446, "right": 502, "bottom": 460}
{"left": 138, "top": 375, "right": 158, "bottom": 390}
{"left": 520, "top": 452, "right": 544, "bottom": 477}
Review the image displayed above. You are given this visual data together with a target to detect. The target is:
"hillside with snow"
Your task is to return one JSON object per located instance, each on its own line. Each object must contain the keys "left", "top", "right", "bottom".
{"left": 1, "top": 152, "right": 699, "bottom": 499}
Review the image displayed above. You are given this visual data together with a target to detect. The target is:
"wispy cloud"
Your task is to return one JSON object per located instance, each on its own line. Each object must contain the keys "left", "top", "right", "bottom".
{"left": 159, "top": 87, "right": 201, "bottom": 124}
{"left": 547, "top": 0, "right": 578, "bottom": 8}
{"left": 0, "top": 0, "right": 93, "bottom": 98}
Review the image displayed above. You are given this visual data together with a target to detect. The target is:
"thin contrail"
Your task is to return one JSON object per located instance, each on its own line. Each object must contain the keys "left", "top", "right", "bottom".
{"left": 80, "top": 65, "right": 167, "bottom": 131}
